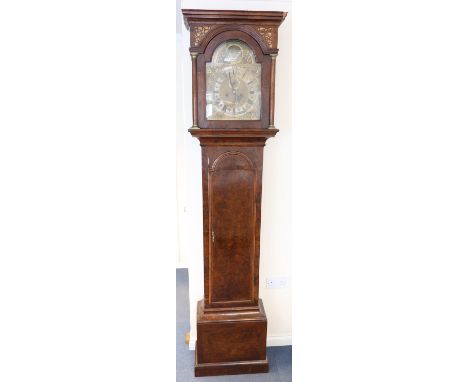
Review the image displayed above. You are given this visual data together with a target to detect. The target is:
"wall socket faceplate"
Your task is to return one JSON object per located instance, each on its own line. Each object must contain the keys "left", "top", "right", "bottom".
{"left": 266, "top": 277, "right": 289, "bottom": 289}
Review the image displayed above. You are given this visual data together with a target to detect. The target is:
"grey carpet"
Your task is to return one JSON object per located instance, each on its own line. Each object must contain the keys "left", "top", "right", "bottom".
{"left": 176, "top": 268, "right": 292, "bottom": 381}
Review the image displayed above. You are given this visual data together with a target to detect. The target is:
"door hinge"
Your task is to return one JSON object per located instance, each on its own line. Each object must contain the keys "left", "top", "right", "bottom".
{"left": 211, "top": 231, "right": 215, "bottom": 243}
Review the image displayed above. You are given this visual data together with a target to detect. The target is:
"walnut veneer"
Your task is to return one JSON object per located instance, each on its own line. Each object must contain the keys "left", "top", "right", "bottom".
{"left": 182, "top": 9, "right": 287, "bottom": 377}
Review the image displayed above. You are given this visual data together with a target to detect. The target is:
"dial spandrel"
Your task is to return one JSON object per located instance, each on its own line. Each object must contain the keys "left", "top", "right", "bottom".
{"left": 206, "top": 40, "right": 261, "bottom": 121}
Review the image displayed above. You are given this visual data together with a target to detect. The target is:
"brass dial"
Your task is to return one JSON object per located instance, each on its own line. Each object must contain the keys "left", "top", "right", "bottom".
{"left": 206, "top": 40, "right": 261, "bottom": 120}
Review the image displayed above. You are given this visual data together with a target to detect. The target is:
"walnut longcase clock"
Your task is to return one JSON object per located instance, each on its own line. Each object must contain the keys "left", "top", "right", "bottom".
{"left": 182, "top": 9, "right": 287, "bottom": 377}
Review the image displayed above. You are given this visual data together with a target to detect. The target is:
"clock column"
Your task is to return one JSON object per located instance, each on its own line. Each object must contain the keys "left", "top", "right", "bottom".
{"left": 190, "top": 52, "right": 199, "bottom": 129}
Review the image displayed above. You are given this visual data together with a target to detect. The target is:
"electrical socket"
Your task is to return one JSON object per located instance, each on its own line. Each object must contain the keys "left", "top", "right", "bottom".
{"left": 266, "top": 277, "right": 289, "bottom": 289}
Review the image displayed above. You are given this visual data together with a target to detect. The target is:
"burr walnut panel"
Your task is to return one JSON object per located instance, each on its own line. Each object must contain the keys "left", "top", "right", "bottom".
{"left": 209, "top": 152, "right": 256, "bottom": 304}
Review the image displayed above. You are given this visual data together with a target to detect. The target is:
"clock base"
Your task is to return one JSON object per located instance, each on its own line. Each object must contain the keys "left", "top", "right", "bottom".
{"left": 195, "top": 353, "right": 269, "bottom": 377}
{"left": 194, "top": 299, "right": 269, "bottom": 377}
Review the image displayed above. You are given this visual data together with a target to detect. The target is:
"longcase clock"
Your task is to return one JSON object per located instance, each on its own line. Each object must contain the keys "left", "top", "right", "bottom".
{"left": 182, "top": 9, "right": 287, "bottom": 377}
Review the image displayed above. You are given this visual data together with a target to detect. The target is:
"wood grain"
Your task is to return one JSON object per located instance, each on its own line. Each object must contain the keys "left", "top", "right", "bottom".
{"left": 183, "top": 9, "right": 287, "bottom": 377}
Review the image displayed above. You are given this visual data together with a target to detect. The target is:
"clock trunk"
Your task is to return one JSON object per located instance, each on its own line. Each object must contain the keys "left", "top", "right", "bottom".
{"left": 203, "top": 145, "right": 262, "bottom": 309}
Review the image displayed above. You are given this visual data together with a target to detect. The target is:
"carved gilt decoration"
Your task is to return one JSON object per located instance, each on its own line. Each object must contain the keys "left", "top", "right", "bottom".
{"left": 192, "top": 25, "right": 213, "bottom": 46}
{"left": 255, "top": 26, "right": 274, "bottom": 48}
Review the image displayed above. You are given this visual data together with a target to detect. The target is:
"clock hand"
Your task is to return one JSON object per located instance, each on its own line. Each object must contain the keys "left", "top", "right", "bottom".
{"left": 228, "top": 71, "right": 234, "bottom": 90}
{"left": 228, "top": 71, "right": 237, "bottom": 104}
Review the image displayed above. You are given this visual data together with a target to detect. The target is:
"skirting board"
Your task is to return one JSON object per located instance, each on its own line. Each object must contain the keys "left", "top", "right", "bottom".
{"left": 188, "top": 335, "right": 291, "bottom": 350}
{"left": 266, "top": 335, "right": 292, "bottom": 347}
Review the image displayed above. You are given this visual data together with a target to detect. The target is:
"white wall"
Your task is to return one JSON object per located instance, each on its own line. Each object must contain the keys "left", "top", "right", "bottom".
{"left": 177, "top": 0, "right": 292, "bottom": 348}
